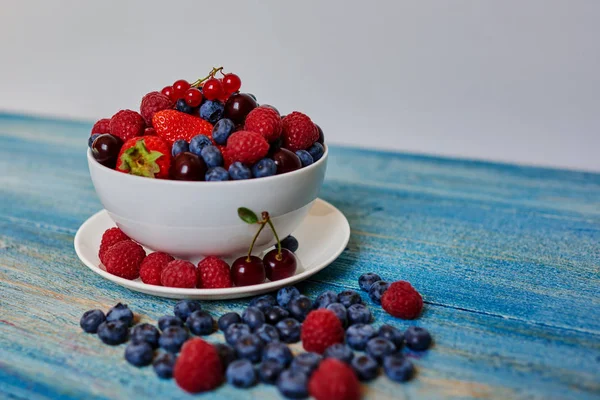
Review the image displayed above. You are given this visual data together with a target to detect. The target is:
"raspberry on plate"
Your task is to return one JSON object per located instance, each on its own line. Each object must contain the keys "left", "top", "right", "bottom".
{"left": 116, "top": 136, "right": 172, "bottom": 179}
{"left": 91, "top": 118, "right": 111, "bottom": 135}
{"left": 301, "top": 309, "right": 345, "bottom": 354}
{"left": 139, "top": 252, "right": 174, "bottom": 286}
{"left": 152, "top": 109, "right": 213, "bottom": 144}
{"left": 174, "top": 338, "right": 223, "bottom": 393}
{"left": 197, "top": 256, "right": 232, "bottom": 288}
{"left": 244, "top": 106, "right": 282, "bottom": 142}
{"left": 381, "top": 281, "right": 423, "bottom": 319}
{"left": 98, "top": 227, "right": 130, "bottom": 265}
{"left": 226, "top": 130, "right": 269, "bottom": 165}
{"left": 140, "top": 91, "right": 173, "bottom": 126}
{"left": 109, "top": 109, "right": 145, "bottom": 141}
{"left": 161, "top": 260, "right": 197, "bottom": 288}
{"left": 309, "top": 358, "right": 360, "bottom": 400}
{"left": 103, "top": 240, "right": 146, "bottom": 280}
{"left": 281, "top": 111, "right": 319, "bottom": 151}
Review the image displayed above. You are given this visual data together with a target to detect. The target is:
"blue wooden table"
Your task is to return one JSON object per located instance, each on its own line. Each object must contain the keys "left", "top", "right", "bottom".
{"left": 1, "top": 112, "right": 599, "bottom": 399}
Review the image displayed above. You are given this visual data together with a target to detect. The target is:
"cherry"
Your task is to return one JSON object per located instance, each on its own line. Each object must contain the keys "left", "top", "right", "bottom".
{"left": 170, "top": 152, "right": 206, "bottom": 181}
{"left": 172, "top": 80, "right": 190, "bottom": 99}
{"left": 272, "top": 148, "right": 302, "bottom": 174}
{"left": 91, "top": 134, "right": 123, "bottom": 169}
{"left": 185, "top": 88, "right": 203, "bottom": 107}
{"left": 161, "top": 86, "right": 177, "bottom": 102}
{"left": 222, "top": 73, "right": 242, "bottom": 93}
{"left": 224, "top": 93, "right": 258, "bottom": 125}
{"left": 203, "top": 78, "right": 224, "bottom": 101}
{"left": 263, "top": 248, "right": 297, "bottom": 281}
{"left": 316, "top": 124, "right": 324, "bottom": 144}
{"left": 231, "top": 256, "right": 266, "bottom": 286}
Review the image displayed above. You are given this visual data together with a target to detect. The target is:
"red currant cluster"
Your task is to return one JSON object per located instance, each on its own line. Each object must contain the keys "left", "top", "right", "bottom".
{"left": 161, "top": 67, "right": 242, "bottom": 107}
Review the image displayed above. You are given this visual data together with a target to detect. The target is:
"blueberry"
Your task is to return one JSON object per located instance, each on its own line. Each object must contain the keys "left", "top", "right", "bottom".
{"left": 307, "top": 142, "right": 325, "bottom": 162}
{"left": 200, "top": 145, "right": 223, "bottom": 168}
{"left": 346, "top": 324, "right": 377, "bottom": 351}
{"left": 358, "top": 272, "right": 382, "bottom": 292}
{"left": 404, "top": 326, "right": 432, "bottom": 351}
{"left": 295, "top": 150, "right": 314, "bottom": 167}
{"left": 229, "top": 162, "right": 252, "bottom": 180}
{"left": 288, "top": 295, "right": 312, "bottom": 322}
{"left": 130, "top": 323, "right": 160, "bottom": 348}
{"left": 158, "top": 315, "right": 183, "bottom": 331}
{"left": 80, "top": 309, "right": 105, "bottom": 333}
{"left": 199, "top": 100, "right": 225, "bottom": 124}
{"left": 205, "top": 166, "right": 229, "bottom": 181}
{"left": 262, "top": 341, "right": 293, "bottom": 367}
{"left": 290, "top": 352, "right": 322, "bottom": 376}
{"left": 275, "top": 318, "right": 301, "bottom": 343}
{"left": 265, "top": 306, "right": 289, "bottom": 325}
{"left": 234, "top": 333, "right": 264, "bottom": 363}
{"left": 97, "top": 320, "right": 128, "bottom": 345}
{"left": 153, "top": 352, "right": 176, "bottom": 379}
{"left": 261, "top": 104, "right": 280, "bottom": 115}
{"left": 158, "top": 326, "right": 189, "bottom": 353}
{"left": 383, "top": 354, "right": 414, "bottom": 382}
{"left": 88, "top": 133, "right": 100, "bottom": 148}
{"left": 259, "top": 359, "right": 284, "bottom": 384}
{"left": 215, "top": 343, "right": 237, "bottom": 370}
{"left": 338, "top": 290, "right": 362, "bottom": 308}
{"left": 277, "top": 286, "right": 300, "bottom": 308}
{"left": 323, "top": 343, "right": 354, "bottom": 364}
{"left": 176, "top": 98, "right": 195, "bottom": 114}
{"left": 378, "top": 324, "right": 404, "bottom": 349}
{"left": 226, "top": 359, "right": 257, "bottom": 388}
{"left": 255, "top": 324, "right": 280, "bottom": 343}
{"left": 276, "top": 369, "right": 309, "bottom": 399}
{"left": 252, "top": 158, "right": 277, "bottom": 178}
{"left": 242, "top": 306, "right": 265, "bottom": 330}
{"left": 280, "top": 235, "right": 299, "bottom": 253}
{"left": 351, "top": 354, "right": 379, "bottom": 381}
{"left": 326, "top": 303, "right": 348, "bottom": 328}
{"left": 249, "top": 295, "right": 277, "bottom": 312}
{"left": 171, "top": 139, "right": 189, "bottom": 157}
{"left": 368, "top": 281, "right": 390, "bottom": 305}
{"left": 186, "top": 310, "right": 214, "bottom": 335}
{"left": 173, "top": 300, "right": 202, "bottom": 322}
{"left": 314, "top": 291, "right": 338, "bottom": 309}
{"left": 189, "top": 135, "right": 212, "bottom": 157}
{"left": 212, "top": 118, "right": 235, "bottom": 145}
{"left": 124, "top": 341, "right": 154, "bottom": 367}
{"left": 106, "top": 303, "right": 134, "bottom": 326}
{"left": 366, "top": 337, "right": 396, "bottom": 363}
{"left": 218, "top": 312, "right": 241, "bottom": 332}
{"left": 225, "top": 323, "right": 252, "bottom": 346}
{"left": 347, "top": 303, "right": 372, "bottom": 325}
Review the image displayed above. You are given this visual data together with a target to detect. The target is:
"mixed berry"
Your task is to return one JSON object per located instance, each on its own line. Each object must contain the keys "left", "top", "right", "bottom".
{"left": 89, "top": 67, "right": 324, "bottom": 181}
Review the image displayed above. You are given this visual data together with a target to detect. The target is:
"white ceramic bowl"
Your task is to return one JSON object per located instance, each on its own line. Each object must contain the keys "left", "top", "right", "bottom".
{"left": 87, "top": 147, "right": 328, "bottom": 260}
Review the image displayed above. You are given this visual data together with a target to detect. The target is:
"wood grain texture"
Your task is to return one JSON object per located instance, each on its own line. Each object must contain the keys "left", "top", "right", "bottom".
{"left": 1, "top": 112, "right": 599, "bottom": 400}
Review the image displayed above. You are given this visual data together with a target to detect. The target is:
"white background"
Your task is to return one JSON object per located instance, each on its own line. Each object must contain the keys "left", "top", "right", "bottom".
{"left": 1, "top": 0, "right": 599, "bottom": 172}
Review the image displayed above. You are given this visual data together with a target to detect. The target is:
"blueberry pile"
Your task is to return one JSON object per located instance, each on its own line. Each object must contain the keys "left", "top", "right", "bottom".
{"left": 80, "top": 273, "right": 433, "bottom": 398}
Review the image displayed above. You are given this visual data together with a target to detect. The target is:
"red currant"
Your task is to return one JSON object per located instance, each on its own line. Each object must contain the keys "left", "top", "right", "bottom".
{"left": 161, "top": 86, "right": 177, "bottom": 102}
{"left": 185, "top": 88, "right": 203, "bottom": 107}
{"left": 222, "top": 73, "right": 242, "bottom": 93}
{"left": 203, "top": 78, "right": 224, "bottom": 101}
{"left": 172, "top": 79, "right": 190, "bottom": 99}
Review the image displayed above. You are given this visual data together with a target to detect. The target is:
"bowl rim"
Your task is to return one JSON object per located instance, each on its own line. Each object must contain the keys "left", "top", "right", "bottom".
{"left": 87, "top": 143, "right": 328, "bottom": 187}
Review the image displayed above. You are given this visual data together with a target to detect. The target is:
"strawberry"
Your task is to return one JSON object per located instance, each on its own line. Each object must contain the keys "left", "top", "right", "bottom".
{"left": 152, "top": 109, "right": 213, "bottom": 144}
{"left": 116, "top": 136, "right": 171, "bottom": 179}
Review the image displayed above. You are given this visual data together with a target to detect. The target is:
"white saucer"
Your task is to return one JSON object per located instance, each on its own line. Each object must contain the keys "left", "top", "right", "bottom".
{"left": 74, "top": 198, "right": 350, "bottom": 300}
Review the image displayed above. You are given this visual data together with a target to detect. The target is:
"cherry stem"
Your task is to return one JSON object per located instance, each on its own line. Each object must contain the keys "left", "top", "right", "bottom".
{"left": 266, "top": 218, "right": 282, "bottom": 257}
{"left": 247, "top": 221, "right": 266, "bottom": 262}
{"left": 191, "top": 66, "right": 224, "bottom": 87}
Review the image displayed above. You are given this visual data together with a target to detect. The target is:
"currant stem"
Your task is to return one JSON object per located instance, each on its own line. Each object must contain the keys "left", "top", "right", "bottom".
{"left": 191, "top": 66, "right": 224, "bottom": 87}
{"left": 247, "top": 221, "right": 266, "bottom": 262}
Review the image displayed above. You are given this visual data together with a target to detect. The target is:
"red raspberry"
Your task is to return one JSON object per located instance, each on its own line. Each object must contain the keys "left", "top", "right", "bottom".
{"left": 109, "top": 110, "right": 145, "bottom": 141}
{"left": 282, "top": 111, "right": 319, "bottom": 151}
{"left": 140, "top": 91, "right": 174, "bottom": 126}
{"left": 226, "top": 130, "right": 269, "bottom": 165}
{"left": 174, "top": 338, "right": 223, "bottom": 393}
{"left": 197, "top": 256, "right": 232, "bottom": 288}
{"left": 103, "top": 240, "right": 146, "bottom": 280}
{"left": 139, "top": 252, "right": 174, "bottom": 285}
{"left": 381, "top": 281, "right": 423, "bottom": 319}
{"left": 161, "top": 260, "right": 197, "bottom": 288}
{"left": 244, "top": 106, "right": 282, "bottom": 142}
{"left": 301, "top": 309, "right": 345, "bottom": 354}
{"left": 98, "top": 227, "right": 130, "bottom": 265}
{"left": 144, "top": 127, "right": 156, "bottom": 136}
{"left": 91, "top": 118, "right": 111, "bottom": 135}
{"left": 309, "top": 358, "right": 360, "bottom": 400}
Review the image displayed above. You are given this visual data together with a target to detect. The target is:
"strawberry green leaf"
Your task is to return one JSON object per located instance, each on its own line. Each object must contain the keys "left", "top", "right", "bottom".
{"left": 238, "top": 207, "right": 258, "bottom": 224}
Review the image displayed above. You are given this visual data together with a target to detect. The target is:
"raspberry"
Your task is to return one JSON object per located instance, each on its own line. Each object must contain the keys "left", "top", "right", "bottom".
{"left": 244, "top": 107, "right": 282, "bottom": 142}
{"left": 109, "top": 110, "right": 145, "bottom": 141}
{"left": 144, "top": 127, "right": 156, "bottom": 136}
{"left": 91, "top": 118, "right": 111, "bottom": 135}
{"left": 161, "top": 260, "right": 197, "bottom": 288}
{"left": 139, "top": 252, "right": 174, "bottom": 285}
{"left": 282, "top": 112, "right": 319, "bottom": 151}
{"left": 140, "top": 91, "right": 174, "bottom": 126}
{"left": 174, "top": 338, "right": 223, "bottom": 393}
{"left": 103, "top": 240, "right": 146, "bottom": 280}
{"left": 98, "top": 227, "right": 130, "bottom": 265}
{"left": 381, "top": 281, "right": 423, "bottom": 319}
{"left": 301, "top": 309, "right": 345, "bottom": 354}
{"left": 197, "top": 256, "right": 232, "bottom": 288}
{"left": 226, "top": 130, "right": 269, "bottom": 165}
{"left": 309, "top": 358, "right": 360, "bottom": 400}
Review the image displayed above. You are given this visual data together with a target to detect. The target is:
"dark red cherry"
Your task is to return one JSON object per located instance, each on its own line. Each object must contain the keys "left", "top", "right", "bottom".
{"left": 92, "top": 134, "right": 123, "bottom": 168}
{"left": 272, "top": 148, "right": 302, "bottom": 174}
{"left": 263, "top": 249, "right": 297, "bottom": 281}
{"left": 231, "top": 256, "right": 266, "bottom": 286}
{"left": 224, "top": 93, "right": 258, "bottom": 125}
{"left": 170, "top": 152, "right": 206, "bottom": 181}
{"left": 315, "top": 124, "right": 324, "bottom": 144}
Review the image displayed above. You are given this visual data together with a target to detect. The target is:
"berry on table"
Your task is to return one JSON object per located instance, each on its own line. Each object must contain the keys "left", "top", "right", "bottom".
{"left": 366, "top": 337, "right": 396, "bottom": 363}
{"left": 205, "top": 166, "right": 229, "bottom": 181}
{"left": 280, "top": 235, "right": 299, "bottom": 253}
{"left": 214, "top": 343, "right": 237, "bottom": 370}
{"left": 281, "top": 111, "right": 319, "bottom": 151}
{"left": 378, "top": 324, "right": 404, "bottom": 349}
{"left": 222, "top": 73, "right": 242, "bottom": 93}
{"left": 369, "top": 280, "right": 390, "bottom": 305}
{"left": 158, "top": 315, "right": 183, "bottom": 331}
{"left": 140, "top": 91, "right": 173, "bottom": 126}
{"left": 338, "top": 290, "right": 362, "bottom": 308}
{"left": 242, "top": 306, "right": 265, "bottom": 330}
{"left": 263, "top": 248, "right": 297, "bottom": 281}
{"left": 159, "top": 326, "right": 189, "bottom": 353}
{"left": 189, "top": 134, "right": 213, "bottom": 156}
{"left": 106, "top": 303, "right": 134, "bottom": 326}
{"left": 346, "top": 324, "right": 377, "bottom": 351}
{"left": 218, "top": 312, "right": 242, "bottom": 332}
{"left": 295, "top": 150, "right": 314, "bottom": 167}
{"left": 234, "top": 333, "right": 264, "bottom": 363}
{"left": 88, "top": 133, "right": 101, "bottom": 148}
{"left": 116, "top": 137, "right": 172, "bottom": 179}
{"left": 226, "top": 359, "right": 257, "bottom": 388}
{"left": 225, "top": 323, "right": 251, "bottom": 346}
{"left": 80, "top": 309, "right": 106, "bottom": 333}
{"left": 252, "top": 157, "right": 277, "bottom": 178}
{"left": 174, "top": 338, "right": 223, "bottom": 393}
{"left": 197, "top": 256, "right": 232, "bottom": 288}
{"left": 265, "top": 306, "right": 289, "bottom": 325}
{"left": 262, "top": 341, "right": 293, "bottom": 367}
{"left": 186, "top": 310, "right": 214, "bottom": 336}
{"left": 110, "top": 109, "right": 145, "bottom": 141}
{"left": 172, "top": 79, "right": 190, "bottom": 99}
{"left": 323, "top": 343, "right": 354, "bottom": 364}
{"left": 231, "top": 255, "right": 265, "bottom": 285}
{"left": 288, "top": 295, "right": 313, "bottom": 322}
{"left": 91, "top": 134, "right": 124, "bottom": 169}
{"left": 125, "top": 341, "right": 154, "bottom": 367}
{"left": 301, "top": 309, "right": 345, "bottom": 354}
{"left": 314, "top": 290, "right": 338, "bottom": 309}
{"left": 200, "top": 145, "right": 223, "bottom": 168}
{"left": 277, "top": 286, "right": 300, "bottom": 308}
{"left": 199, "top": 100, "right": 225, "bottom": 124}
{"left": 152, "top": 109, "right": 213, "bottom": 144}
{"left": 185, "top": 88, "right": 203, "bottom": 107}
{"left": 202, "top": 78, "right": 224, "bottom": 101}
{"left": 347, "top": 303, "right": 372, "bottom": 325}
{"left": 244, "top": 106, "right": 282, "bottom": 142}
{"left": 212, "top": 118, "right": 235, "bottom": 145}
{"left": 249, "top": 294, "right": 277, "bottom": 312}
{"left": 404, "top": 326, "right": 432, "bottom": 351}
{"left": 381, "top": 281, "right": 423, "bottom": 319}
{"left": 272, "top": 148, "right": 302, "bottom": 174}
{"left": 139, "top": 251, "right": 174, "bottom": 286}
{"left": 153, "top": 352, "right": 176, "bottom": 379}
{"left": 309, "top": 358, "right": 360, "bottom": 400}
{"left": 383, "top": 354, "right": 414, "bottom": 382}
{"left": 291, "top": 352, "right": 322, "bottom": 376}
{"left": 326, "top": 303, "right": 348, "bottom": 328}
{"left": 359, "top": 272, "right": 382, "bottom": 292}
{"left": 277, "top": 369, "right": 309, "bottom": 399}
{"left": 161, "top": 260, "right": 197, "bottom": 288}
{"left": 170, "top": 152, "right": 207, "bottom": 181}
{"left": 351, "top": 354, "right": 379, "bottom": 381}
{"left": 228, "top": 161, "right": 253, "bottom": 180}
{"left": 259, "top": 359, "right": 284, "bottom": 384}
{"left": 176, "top": 98, "right": 195, "bottom": 114}
{"left": 91, "top": 118, "right": 111, "bottom": 135}
{"left": 131, "top": 323, "right": 160, "bottom": 348}
{"left": 227, "top": 130, "right": 270, "bottom": 165}
{"left": 173, "top": 300, "right": 202, "bottom": 321}
{"left": 307, "top": 142, "right": 325, "bottom": 162}
{"left": 97, "top": 320, "right": 128, "bottom": 345}
{"left": 255, "top": 324, "right": 280, "bottom": 343}
{"left": 275, "top": 318, "right": 302, "bottom": 343}
{"left": 224, "top": 93, "right": 258, "bottom": 125}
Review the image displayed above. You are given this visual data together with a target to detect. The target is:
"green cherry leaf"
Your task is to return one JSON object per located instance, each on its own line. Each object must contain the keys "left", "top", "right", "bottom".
{"left": 238, "top": 207, "right": 259, "bottom": 224}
